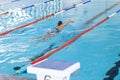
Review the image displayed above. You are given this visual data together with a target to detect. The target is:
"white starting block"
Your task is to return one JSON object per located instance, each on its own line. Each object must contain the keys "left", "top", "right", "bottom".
{"left": 27, "top": 59, "right": 80, "bottom": 80}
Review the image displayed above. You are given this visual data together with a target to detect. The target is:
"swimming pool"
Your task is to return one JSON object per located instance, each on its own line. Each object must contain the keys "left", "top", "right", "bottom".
{"left": 0, "top": 0, "right": 120, "bottom": 80}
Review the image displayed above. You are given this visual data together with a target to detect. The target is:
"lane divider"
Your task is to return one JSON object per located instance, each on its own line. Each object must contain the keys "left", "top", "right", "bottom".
{"left": 15, "top": 9, "right": 120, "bottom": 74}
{"left": 0, "top": 0, "right": 53, "bottom": 17}
{"left": 84, "top": 0, "right": 120, "bottom": 24}
{"left": 0, "top": 0, "right": 91, "bottom": 36}
{"left": 0, "top": 0, "right": 20, "bottom": 6}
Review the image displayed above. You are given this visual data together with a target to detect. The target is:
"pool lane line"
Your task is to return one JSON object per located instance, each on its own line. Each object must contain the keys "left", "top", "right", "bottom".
{"left": 85, "top": 0, "right": 120, "bottom": 25}
{"left": 0, "top": 0, "right": 91, "bottom": 36}
{"left": 0, "top": 0, "right": 53, "bottom": 17}
{"left": 0, "top": 0, "right": 20, "bottom": 6}
{"left": 31, "top": 9, "right": 120, "bottom": 65}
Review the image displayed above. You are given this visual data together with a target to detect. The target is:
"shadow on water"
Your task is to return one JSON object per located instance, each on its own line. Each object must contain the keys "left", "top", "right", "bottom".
{"left": 30, "top": 43, "right": 57, "bottom": 61}
{"left": 103, "top": 54, "right": 120, "bottom": 80}
{"left": 13, "top": 43, "right": 58, "bottom": 73}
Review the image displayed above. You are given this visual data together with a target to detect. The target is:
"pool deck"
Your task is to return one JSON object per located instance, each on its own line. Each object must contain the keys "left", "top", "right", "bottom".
{"left": 0, "top": 74, "right": 34, "bottom": 80}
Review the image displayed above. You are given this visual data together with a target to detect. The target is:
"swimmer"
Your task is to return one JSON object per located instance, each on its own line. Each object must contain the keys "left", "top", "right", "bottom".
{"left": 41, "top": 19, "right": 73, "bottom": 40}
{"left": 29, "top": 19, "right": 73, "bottom": 42}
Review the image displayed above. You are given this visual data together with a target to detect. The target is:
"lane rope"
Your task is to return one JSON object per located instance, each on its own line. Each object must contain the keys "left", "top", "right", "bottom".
{"left": 84, "top": 0, "right": 120, "bottom": 24}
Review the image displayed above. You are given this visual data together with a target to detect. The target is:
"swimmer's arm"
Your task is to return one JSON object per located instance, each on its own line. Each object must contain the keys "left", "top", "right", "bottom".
{"left": 62, "top": 19, "right": 73, "bottom": 26}
{"left": 57, "top": 19, "right": 73, "bottom": 30}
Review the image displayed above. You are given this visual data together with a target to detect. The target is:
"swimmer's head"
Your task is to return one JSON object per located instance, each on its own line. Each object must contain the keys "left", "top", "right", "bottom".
{"left": 58, "top": 21, "right": 63, "bottom": 26}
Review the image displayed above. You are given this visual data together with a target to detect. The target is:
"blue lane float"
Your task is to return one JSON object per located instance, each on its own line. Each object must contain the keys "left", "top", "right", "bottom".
{"left": 22, "top": 5, "right": 35, "bottom": 10}
{"left": 83, "top": 0, "right": 91, "bottom": 4}
{"left": 0, "top": 0, "right": 20, "bottom": 6}
{"left": 64, "top": 6, "right": 75, "bottom": 11}
{"left": 44, "top": 0, "right": 53, "bottom": 3}
{"left": 116, "top": 9, "right": 120, "bottom": 13}
{"left": 11, "top": 0, "right": 20, "bottom": 2}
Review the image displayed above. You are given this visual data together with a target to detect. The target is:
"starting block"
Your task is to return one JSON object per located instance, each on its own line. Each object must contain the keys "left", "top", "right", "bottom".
{"left": 27, "top": 59, "right": 80, "bottom": 80}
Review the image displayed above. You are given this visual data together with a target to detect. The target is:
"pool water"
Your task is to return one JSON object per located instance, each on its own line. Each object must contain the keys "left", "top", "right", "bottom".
{"left": 0, "top": 0, "right": 120, "bottom": 80}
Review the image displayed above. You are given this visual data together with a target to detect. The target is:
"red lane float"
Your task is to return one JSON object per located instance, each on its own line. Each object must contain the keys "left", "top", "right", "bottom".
{"left": 31, "top": 17, "right": 109, "bottom": 65}
{"left": 0, "top": 14, "right": 54, "bottom": 36}
{"left": 0, "top": 12, "right": 9, "bottom": 16}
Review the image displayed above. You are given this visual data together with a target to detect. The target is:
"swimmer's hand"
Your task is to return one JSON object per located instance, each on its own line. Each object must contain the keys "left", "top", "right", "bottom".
{"left": 68, "top": 19, "right": 74, "bottom": 23}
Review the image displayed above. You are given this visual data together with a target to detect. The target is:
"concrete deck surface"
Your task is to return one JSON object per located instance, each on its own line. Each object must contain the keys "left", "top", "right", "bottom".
{"left": 0, "top": 74, "right": 34, "bottom": 80}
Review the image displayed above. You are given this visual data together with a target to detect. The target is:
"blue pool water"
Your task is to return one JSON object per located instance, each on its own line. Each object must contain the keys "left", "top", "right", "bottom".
{"left": 0, "top": 0, "right": 120, "bottom": 80}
